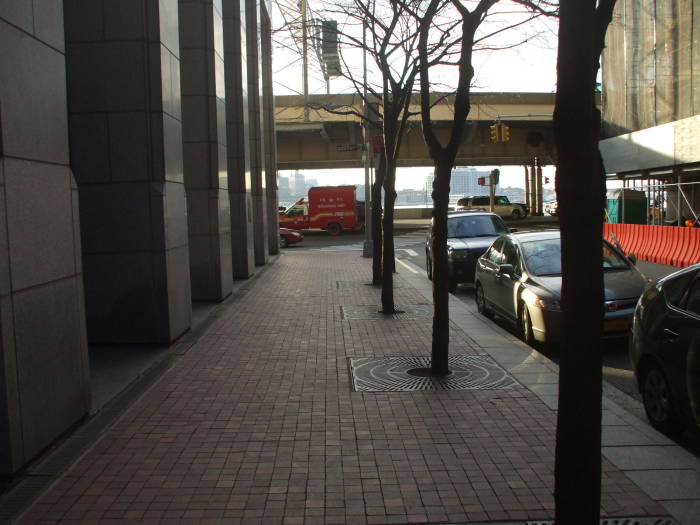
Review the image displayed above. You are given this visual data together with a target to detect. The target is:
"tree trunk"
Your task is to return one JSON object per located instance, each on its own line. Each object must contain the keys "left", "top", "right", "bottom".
{"left": 372, "top": 152, "right": 386, "bottom": 285}
{"left": 430, "top": 160, "right": 452, "bottom": 375}
{"left": 554, "top": 1, "right": 606, "bottom": 521}
{"left": 381, "top": 159, "right": 397, "bottom": 313}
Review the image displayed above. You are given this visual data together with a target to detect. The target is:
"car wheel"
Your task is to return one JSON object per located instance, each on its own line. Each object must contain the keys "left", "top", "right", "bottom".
{"left": 519, "top": 302, "right": 534, "bottom": 345}
{"left": 642, "top": 363, "right": 682, "bottom": 436}
{"left": 475, "top": 282, "right": 493, "bottom": 318}
{"left": 426, "top": 253, "right": 433, "bottom": 281}
{"left": 279, "top": 235, "right": 288, "bottom": 248}
{"left": 511, "top": 209, "right": 522, "bottom": 220}
{"left": 327, "top": 222, "right": 342, "bottom": 236}
{"left": 448, "top": 273, "right": 458, "bottom": 293}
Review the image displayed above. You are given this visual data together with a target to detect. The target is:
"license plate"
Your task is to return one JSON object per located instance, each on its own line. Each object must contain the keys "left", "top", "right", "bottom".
{"left": 604, "top": 318, "right": 629, "bottom": 332}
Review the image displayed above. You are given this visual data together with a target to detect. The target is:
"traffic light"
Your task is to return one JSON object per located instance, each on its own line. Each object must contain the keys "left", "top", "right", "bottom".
{"left": 489, "top": 124, "right": 499, "bottom": 143}
{"left": 477, "top": 177, "right": 485, "bottom": 186}
{"left": 500, "top": 123, "right": 510, "bottom": 142}
{"left": 491, "top": 169, "right": 500, "bottom": 185}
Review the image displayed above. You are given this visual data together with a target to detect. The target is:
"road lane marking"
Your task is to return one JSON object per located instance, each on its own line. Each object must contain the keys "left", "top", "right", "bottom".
{"left": 396, "top": 257, "right": 419, "bottom": 274}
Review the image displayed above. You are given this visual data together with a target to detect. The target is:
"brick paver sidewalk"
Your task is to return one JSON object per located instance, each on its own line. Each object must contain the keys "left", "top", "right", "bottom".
{"left": 19, "top": 252, "right": 665, "bottom": 524}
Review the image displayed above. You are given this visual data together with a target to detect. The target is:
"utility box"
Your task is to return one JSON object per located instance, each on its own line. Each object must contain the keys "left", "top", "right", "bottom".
{"left": 606, "top": 189, "right": 647, "bottom": 224}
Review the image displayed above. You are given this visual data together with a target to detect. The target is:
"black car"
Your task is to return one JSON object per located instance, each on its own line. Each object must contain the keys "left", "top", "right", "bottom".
{"left": 474, "top": 230, "right": 649, "bottom": 345}
{"left": 425, "top": 211, "right": 509, "bottom": 292}
{"left": 629, "top": 263, "right": 700, "bottom": 435}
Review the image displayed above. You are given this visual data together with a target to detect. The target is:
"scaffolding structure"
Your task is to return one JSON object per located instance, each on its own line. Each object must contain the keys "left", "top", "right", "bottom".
{"left": 607, "top": 166, "right": 700, "bottom": 226}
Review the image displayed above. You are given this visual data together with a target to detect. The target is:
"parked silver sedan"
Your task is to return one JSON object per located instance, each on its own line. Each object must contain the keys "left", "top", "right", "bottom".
{"left": 474, "top": 230, "right": 649, "bottom": 344}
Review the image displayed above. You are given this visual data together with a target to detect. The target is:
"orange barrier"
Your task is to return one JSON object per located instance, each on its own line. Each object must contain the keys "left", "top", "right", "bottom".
{"left": 603, "top": 223, "right": 700, "bottom": 267}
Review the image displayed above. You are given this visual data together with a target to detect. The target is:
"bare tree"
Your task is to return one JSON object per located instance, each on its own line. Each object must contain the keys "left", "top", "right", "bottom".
{"left": 552, "top": 0, "right": 616, "bottom": 521}
{"left": 304, "top": 0, "right": 430, "bottom": 312}
{"left": 417, "top": 0, "right": 498, "bottom": 375}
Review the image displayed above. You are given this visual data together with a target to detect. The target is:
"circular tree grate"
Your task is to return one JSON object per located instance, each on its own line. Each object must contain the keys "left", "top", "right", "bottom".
{"left": 349, "top": 355, "right": 522, "bottom": 392}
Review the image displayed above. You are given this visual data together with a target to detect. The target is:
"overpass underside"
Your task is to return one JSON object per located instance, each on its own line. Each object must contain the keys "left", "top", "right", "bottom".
{"left": 277, "top": 120, "right": 556, "bottom": 169}
{"left": 275, "top": 92, "right": 557, "bottom": 170}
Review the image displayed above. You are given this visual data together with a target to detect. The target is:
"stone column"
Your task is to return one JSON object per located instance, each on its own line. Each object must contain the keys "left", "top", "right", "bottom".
{"left": 64, "top": 0, "right": 191, "bottom": 343}
{"left": 247, "top": 0, "right": 269, "bottom": 265}
{"left": 523, "top": 164, "right": 531, "bottom": 212}
{"left": 179, "top": 0, "right": 233, "bottom": 300}
{"left": 0, "top": 3, "right": 90, "bottom": 474}
{"left": 535, "top": 157, "right": 544, "bottom": 216}
{"left": 223, "top": 0, "right": 256, "bottom": 278}
{"left": 260, "top": 5, "right": 280, "bottom": 255}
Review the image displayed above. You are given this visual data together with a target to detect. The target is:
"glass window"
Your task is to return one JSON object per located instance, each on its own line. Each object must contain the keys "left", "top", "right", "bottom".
{"left": 447, "top": 215, "right": 508, "bottom": 238}
{"left": 521, "top": 238, "right": 561, "bottom": 276}
{"left": 684, "top": 278, "right": 700, "bottom": 315}
{"left": 486, "top": 239, "right": 504, "bottom": 264}
{"left": 496, "top": 197, "right": 507, "bottom": 205}
{"left": 602, "top": 242, "right": 630, "bottom": 269}
{"left": 473, "top": 197, "right": 488, "bottom": 205}
{"left": 664, "top": 270, "right": 697, "bottom": 307}
{"left": 501, "top": 240, "right": 520, "bottom": 272}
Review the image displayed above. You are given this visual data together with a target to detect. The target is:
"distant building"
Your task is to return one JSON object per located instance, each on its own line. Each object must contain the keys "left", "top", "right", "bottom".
{"left": 424, "top": 167, "right": 498, "bottom": 200}
{"left": 600, "top": 0, "right": 700, "bottom": 223}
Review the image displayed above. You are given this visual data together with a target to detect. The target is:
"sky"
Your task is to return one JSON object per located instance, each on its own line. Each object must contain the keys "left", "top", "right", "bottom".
{"left": 273, "top": 1, "right": 559, "bottom": 191}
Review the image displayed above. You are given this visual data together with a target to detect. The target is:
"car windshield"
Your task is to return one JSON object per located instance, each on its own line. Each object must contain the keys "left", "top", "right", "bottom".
{"left": 447, "top": 215, "right": 508, "bottom": 238}
{"left": 521, "top": 238, "right": 630, "bottom": 276}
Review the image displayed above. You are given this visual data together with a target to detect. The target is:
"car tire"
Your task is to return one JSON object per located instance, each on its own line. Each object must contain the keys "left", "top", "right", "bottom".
{"left": 475, "top": 282, "right": 493, "bottom": 318}
{"left": 327, "top": 222, "right": 342, "bottom": 236}
{"left": 519, "top": 301, "right": 535, "bottom": 345}
{"left": 511, "top": 209, "right": 522, "bottom": 220}
{"left": 642, "top": 362, "right": 682, "bottom": 436}
{"left": 426, "top": 253, "right": 433, "bottom": 281}
{"left": 448, "top": 273, "right": 458, "bottom": 293}
{"left": 279, "top": 235, "right": 288, "bottom": 248}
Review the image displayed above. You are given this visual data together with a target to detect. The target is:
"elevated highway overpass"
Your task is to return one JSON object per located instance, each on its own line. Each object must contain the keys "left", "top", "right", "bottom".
{"left": 275, "top": 92, "right": 557, "bottom": 170}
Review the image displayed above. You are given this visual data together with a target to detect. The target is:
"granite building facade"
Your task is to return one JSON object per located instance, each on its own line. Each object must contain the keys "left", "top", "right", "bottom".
{"left": 0, "top": 0, "right": 278, "bottom": 475}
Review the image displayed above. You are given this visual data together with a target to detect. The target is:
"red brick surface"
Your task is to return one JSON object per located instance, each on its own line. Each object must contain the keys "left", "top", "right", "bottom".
{"left": 19, "top": 252, "right": 666, "bottom": 524}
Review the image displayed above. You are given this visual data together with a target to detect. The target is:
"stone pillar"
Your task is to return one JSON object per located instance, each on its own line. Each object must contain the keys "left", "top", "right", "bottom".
{"left": 64, "top": 0, "right": 191, "bottom": 343}
{"left": 260, "top": 5, "right": 280, "bottom": 255}
{"left": 523, "top": 164, "right": 531, "bottom": 212}
{"left": 247, "top": 0, "right": 269, "bottom": 265}
{"left": 223, "top": 0, "right": 255, "bottom": 278}
{"left": 535, "top": 157, "right": 544, "bottom": 216}
{"left": 179, "top": 0, "right": 233, "bottom": 300}
{"left": 0, "top": 3, "right": 90, "bottom": 474}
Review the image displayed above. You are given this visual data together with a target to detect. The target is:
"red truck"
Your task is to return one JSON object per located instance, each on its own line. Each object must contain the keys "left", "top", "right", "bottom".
{"left": 279, "top": 185, "right": 364, "bottom": 235}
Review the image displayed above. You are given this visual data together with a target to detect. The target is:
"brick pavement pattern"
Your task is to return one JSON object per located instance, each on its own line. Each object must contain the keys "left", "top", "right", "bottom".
{"left": 20, "top": 252, "right": 666, "bottom": 524}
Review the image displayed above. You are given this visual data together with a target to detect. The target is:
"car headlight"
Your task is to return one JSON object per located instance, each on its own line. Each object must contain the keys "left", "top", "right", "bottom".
{"left": 532, "top": 296, "right": 561, "bottom": 311}
{"left": 448, "top": 249, "right": 470, "bottom": 261}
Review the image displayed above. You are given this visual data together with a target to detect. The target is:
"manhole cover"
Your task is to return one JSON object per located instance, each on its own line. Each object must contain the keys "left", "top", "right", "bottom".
{"left": 349, "top": 355, "right": 522, "bottom": 391}
{"left": 341, "top": 304, "right": 431, "bottom": 320}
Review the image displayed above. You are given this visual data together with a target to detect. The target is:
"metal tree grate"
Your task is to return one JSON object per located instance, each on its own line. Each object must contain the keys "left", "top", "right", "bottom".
{"left": 336, "top": 280, "right": 403, "bottom": 289}
{"left": 466, "top": 518, "right": 678, "bottom": 525}
{"left": 349, "top": 355, "right": 522, "bottom": 392}
{"left": 525, "top": 519, "right": 678, "bottom": 525}
{"left": 341, "top": 304, "right": 431, "bottom": 320}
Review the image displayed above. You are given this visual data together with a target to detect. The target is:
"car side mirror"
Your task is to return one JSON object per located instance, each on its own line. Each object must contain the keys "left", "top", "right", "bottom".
{"left": 498, "top": 264, "right": 514, "bottom": 277}
{"left": 628, "top": 252, "right": 637, "bottom": 265}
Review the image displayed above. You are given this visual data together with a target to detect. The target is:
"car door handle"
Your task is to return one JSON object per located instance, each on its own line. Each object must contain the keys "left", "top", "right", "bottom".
{"left": 663, "top": 328, "right": 679, "bottom": 342}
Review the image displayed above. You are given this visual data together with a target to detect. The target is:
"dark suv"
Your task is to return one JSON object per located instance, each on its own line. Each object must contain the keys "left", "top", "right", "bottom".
{"left": 425, "top": 211, "right": 509, "bottom": 292}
